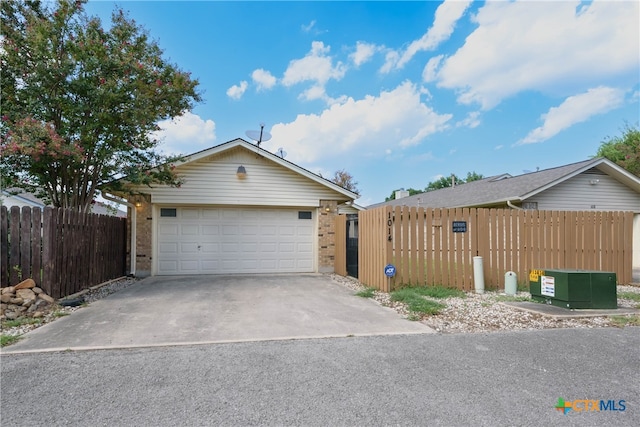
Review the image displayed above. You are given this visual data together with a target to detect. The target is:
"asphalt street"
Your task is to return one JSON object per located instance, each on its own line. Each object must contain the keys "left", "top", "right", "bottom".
{"left": 1, "top": 328, "right": 638, "bottom": 427}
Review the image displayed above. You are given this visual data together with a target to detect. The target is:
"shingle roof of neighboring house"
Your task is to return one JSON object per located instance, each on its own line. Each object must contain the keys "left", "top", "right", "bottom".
{"left": 369, "top": 158, "right": 640, "bottom": 209}
{"left": 1, "top": 189, "right": 47, "bottom": 207}
{"left": 1, "top": 188, "right": 126, "bottom": 217}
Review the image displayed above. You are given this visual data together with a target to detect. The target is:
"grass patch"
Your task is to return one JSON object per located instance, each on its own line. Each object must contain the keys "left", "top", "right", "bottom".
{"left": 1, "top": 317, "right": 42, "bottom": 329}
{"left": 494, "top": 295, "right": 532, "bottom": 302}
{"left": 391, "top": 288, "right": 447, "bottom": 315}
{"left": 355, "top": 288, "right": 376, "bottom": 298}
{"left": 52, "top": 310, "right": 70, "bottom": 318}
{"left": 411, "top": 286, "right": 466, "bottom": 299}
{"left": 618, "top": 292, "right": 640, "bottom": 302}
{"left": 1, "top": 334, "right": 21, "bottom": 347}
{"left": 610, "top": 315, "right": 640, "bottom": 328}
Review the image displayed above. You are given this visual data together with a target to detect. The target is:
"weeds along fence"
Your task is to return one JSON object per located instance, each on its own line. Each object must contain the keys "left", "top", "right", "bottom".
{"left": 356, "top": 206, "right": 633, "bottom": 292}
{"left": 1, "top": 206, "right": 127, "bottom": 299}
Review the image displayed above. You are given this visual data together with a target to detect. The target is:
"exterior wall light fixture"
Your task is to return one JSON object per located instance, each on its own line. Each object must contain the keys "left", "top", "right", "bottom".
{"left": 236, "top": 165, "right": 247, "bottom": 179}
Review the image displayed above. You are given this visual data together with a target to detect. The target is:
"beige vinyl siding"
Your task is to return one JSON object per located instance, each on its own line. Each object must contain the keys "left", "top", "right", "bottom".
{"left": 134, "top": 147, "right": 345, "bottom": 206}
{"left": 529, "top": 172, "right": 640, "bottom": 212}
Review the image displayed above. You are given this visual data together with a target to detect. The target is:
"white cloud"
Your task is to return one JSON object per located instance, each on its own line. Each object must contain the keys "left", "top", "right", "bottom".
{"left": 226, "top": 81, "right": 248, "bottom": 100}
{"left": 518, "top": 87, "right": 625, "bottom": 145}
{"left": 282, "top": 41, "right": 346, "bottom": 87}
{"left": 422, "top": 55, "right": 443, "bottom": 82}
{"left": 350, "top": 41, "right": 378, "bottom": 67}
{"left": 456, "top": 111, "right": 481, "bottom": 129}
{"left": 301, "top": 20, "right": 316, "bottom": 33}
{"left": 263, "top": 81, "right": 452, "bottom": 164}
{"left": 392, "top": 0, "right": 472, "bottom": 70}
{"left": 251, "top": 69, "right": 276, "bottom": 91}
{"left": 494, "top": 145, "right": 503, "bottom": 150}
{"left": 433, "top": 0, "right": 639, "bottom": 109}
{"left": 154, "top": 112, "right": 216, "bottom": 155}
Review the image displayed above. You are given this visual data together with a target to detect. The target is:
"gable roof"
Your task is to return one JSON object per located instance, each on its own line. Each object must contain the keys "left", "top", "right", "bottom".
{"left": 370, "top": 158, "right": 640, "bottom": 209}
{"left": 158, "top": 138, "right": 359, "bottom": 200}
{"left": 1, "top": 189, "right": 46, "bottom": 208}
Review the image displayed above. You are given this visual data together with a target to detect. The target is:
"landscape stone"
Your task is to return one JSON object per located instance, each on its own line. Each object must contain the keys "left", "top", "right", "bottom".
{"left": 31, "top": 311, "right": 43, "bottom": 318}
{"left": 1, "top": 286, "right": 15, "bottom": 295}
{"left": 15, "top": 306, "right": 27, "bottom": 313}
{"left": 14, "top": 278, "right": 36, "bottom": 290}
{"left": 16, "top": 288, "right": 37, "bottom": 301}
{"left": 35, "top": 299, "right": 49, "bottom": 308}
{"left": 37, "top": 293, "right": 55, "bottom": 303}
{"left": 0, "top": 294, "right": 11, "bottom": 303}
{"left": 9, "top": 298, "right": 24, "bottom": 305}
{"left": 32, "top": 287, "right": 43, "bottom": 295}
{"left": 4, "top": 311, "right": 18, "bottom": 320}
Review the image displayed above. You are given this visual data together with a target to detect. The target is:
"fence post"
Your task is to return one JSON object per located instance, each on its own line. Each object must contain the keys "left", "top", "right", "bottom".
{"left": 0, "top": 206, "right": 8, "bottom": 287}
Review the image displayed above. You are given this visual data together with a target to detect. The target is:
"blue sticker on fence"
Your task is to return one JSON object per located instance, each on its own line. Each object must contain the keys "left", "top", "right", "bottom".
{"left": 384, "top": 264, "right": 396, "bottom": 277}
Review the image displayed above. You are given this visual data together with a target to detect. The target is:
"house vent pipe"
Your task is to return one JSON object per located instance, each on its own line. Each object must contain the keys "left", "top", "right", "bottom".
{"left": 101, "top": 192, "right": 136, "bottom": 276}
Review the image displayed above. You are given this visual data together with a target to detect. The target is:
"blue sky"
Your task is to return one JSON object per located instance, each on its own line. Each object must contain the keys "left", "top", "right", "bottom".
{"left": 86, "top": 0, "right": 640, "bottom": 206}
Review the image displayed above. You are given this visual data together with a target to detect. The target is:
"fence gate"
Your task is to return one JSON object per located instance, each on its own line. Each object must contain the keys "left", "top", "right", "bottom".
{"left": 346, "top": 214, "right": 359, "bottom": 278}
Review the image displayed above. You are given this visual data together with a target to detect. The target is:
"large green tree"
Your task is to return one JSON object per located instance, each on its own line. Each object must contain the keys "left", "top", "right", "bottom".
{"left": 595, "top": 123, "right": 639, "bottom": 177}
{"left": 1, "top": 0, "right": 201, "bottom": 212}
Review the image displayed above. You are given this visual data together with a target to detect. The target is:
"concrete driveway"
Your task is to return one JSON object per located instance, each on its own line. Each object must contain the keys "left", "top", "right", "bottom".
{"left": 2, "top": 274, "right": 433, "bottom": 353}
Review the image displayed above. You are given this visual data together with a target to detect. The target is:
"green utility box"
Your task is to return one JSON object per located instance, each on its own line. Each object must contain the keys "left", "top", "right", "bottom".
{"left": 529, "top": 269, "right": 617, "bottom": 309}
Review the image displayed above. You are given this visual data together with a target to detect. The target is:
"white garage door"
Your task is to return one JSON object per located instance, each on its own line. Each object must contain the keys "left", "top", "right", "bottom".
{"left": 157, "top": 207, "right": 315, "bottom": 274}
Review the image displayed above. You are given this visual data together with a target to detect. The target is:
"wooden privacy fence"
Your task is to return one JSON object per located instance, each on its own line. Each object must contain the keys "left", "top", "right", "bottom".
{"left": 1, "top": 206, "right": 127, "bottom": 299}
{"left": 356, "top": 206, "right": 634, "bottom": 292}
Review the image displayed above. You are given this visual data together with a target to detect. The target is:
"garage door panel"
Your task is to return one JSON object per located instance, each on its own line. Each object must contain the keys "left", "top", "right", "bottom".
{"left": 158, "top": 207, "right": 315, "bottom": 274}
{"left": 298, "top": 242, "right": 313, "bottom": 253}
{"left": 260, "top": 243, "right": 277, "bottom": 253}
{"left": 181, "top": 209, "right": 199, "bottom": 219}
{"left": 201, "top": 243, "right": 218, "bottom": 253}
{"left": 181, "top": 225, "right": 199, "bottom": 235}
{"left": 181, "top": 243, "right": 199, "bottom": 253}
{"left": 159, "top": 242, "right": 178, "bottom": 254}
{"left": 159, "top": 224, "right": 179, "bottom": 236}
{"left": 159, "top": 260, "right": 178, "bottom": 273}
{"left": 279, "top": 242, "right": 295, "bottom": 252}
{"left": 202, "top": 225, "right": 219, "bottom": 235}
{"left": 180, "top": 260, "right": 199, "bottom": 271}
{"left": 201, "top": 209, "right": 219, "bottom": 219}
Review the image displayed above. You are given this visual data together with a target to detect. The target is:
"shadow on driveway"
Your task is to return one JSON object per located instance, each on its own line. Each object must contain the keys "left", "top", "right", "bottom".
{"left": 2, "top": 274, "right": 433, "bottom": 353}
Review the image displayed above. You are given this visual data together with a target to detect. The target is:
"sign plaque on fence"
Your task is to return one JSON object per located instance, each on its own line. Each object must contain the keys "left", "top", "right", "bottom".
{"left": 452, "top": 221, "right": 467, "bottom": 233}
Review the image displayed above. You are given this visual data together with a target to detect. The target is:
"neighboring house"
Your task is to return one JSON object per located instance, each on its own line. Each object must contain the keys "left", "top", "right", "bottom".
{"left": 1, "top": 189, "right": 45, "bottom": 209}
{"left": 0, "top": 188, "right": 126, "bottom": 218}
{"left": 370, "top": 158, "right": 640, "bottom": 279}
{"left": 338, "top": 202, "right": 365, "bottom": 215}
{"left": 106, "top": 138, "right": 358, "bottom": 277}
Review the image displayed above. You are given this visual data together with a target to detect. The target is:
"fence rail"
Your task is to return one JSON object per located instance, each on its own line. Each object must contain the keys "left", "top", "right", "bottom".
{"left": 1, "top": 206, "right": 127, "bottom": 299}
{"left": 356, "top": 207, "right": 634, "bottom": 292}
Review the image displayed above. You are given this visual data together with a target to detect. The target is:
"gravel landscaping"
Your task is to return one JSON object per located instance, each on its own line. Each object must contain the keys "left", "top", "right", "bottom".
{"left": 330, "top": 274, "right": 640, "bottom": 333}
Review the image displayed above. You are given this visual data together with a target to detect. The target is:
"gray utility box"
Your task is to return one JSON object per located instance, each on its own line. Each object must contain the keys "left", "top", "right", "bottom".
{"left": 529, "top": 269, "right": 617, "bottom": 309}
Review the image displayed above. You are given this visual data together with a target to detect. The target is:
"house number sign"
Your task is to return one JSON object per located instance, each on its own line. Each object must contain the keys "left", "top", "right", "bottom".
{"left": 387, "top": 211, "right": 393, "bottom": 241}
{"left": 452, "top": 221, "right": 467, "bottom": 233}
